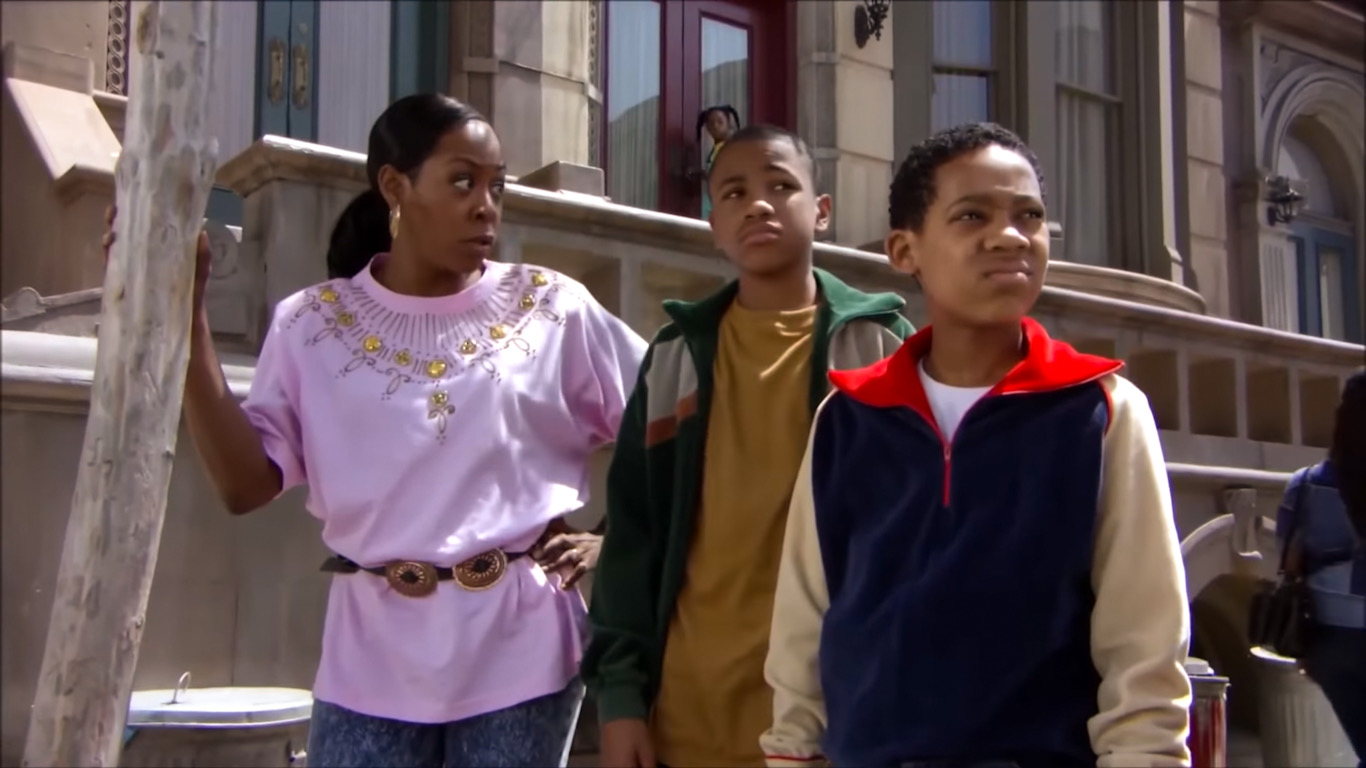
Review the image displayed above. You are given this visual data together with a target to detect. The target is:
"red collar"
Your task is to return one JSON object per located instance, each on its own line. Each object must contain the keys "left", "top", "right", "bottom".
{"left": 830, "top": 317, "right": 1123, "bottom": 413}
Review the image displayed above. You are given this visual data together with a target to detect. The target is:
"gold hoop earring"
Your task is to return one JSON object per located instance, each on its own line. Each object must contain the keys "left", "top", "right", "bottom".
{"left": 389, "top": 206, "right": 401, "bottom": 240}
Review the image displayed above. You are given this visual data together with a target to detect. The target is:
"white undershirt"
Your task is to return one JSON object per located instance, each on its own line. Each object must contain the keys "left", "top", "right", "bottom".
{"left": 917, "top": 360, "right": 992, "bottom": 442}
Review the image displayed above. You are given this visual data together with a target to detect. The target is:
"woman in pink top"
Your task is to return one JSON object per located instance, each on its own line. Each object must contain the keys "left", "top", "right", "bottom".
{"left": 108, "top": 94, "right": 647, "bottom": 765}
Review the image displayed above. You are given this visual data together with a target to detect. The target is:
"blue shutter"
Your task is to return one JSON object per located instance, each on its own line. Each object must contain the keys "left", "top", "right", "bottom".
{"left": 256, "top": 0, "right": 292, "bottom": 138}
{"left": 287, "top": 0, "right": 320, "bottom": 142}
{"left": 207, "top": 0, "right": 321, "bottom": 228}
{"left": 255, "top": 0, "right": 318, "bottom": 141}
{"left": 390, "top": 0, "right": 451, "bottom": 100}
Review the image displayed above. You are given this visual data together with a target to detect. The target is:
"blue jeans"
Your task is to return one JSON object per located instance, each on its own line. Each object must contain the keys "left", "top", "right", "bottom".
{"left": 1303, "top": 626, "right": 1366, "bottom": 768}
{"left": 306, "top": 679, "right": 585, "bottom": 767}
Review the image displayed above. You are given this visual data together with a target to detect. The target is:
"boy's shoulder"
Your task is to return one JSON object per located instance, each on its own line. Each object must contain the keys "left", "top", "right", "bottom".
{"left": 634, "top": 321, "right": 692, "bottom": 391}
{"left": 1097, "top": 372, "right": 1154, "bottom": 431}
{"left": 813, "top": 268, "right": 907, "bottom": 322}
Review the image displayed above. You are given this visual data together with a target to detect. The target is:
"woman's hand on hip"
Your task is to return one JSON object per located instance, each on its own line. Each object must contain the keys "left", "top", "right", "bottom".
{"left": 530, "top": 528, "right": 602, "bottom": 590}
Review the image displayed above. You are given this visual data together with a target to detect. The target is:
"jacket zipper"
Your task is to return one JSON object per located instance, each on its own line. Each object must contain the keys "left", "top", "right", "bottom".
{"left": 935, "top": 395, "right": 995, "bottom": 508}
{"left": 929, "top": 369, "right": 1120, "bottom": 509}
{"left": 941, "top": 440, "right": 952, "bottom": 507}
{"left": 930, "top": 397, "right": 981, "bottom": 509}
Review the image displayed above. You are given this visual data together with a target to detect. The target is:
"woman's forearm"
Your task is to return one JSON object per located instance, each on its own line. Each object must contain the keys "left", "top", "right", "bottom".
{"left": 182, "top": 312, "right": 283, "bottom": 514}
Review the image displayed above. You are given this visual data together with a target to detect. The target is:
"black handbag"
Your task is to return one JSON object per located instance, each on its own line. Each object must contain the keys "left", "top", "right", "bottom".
{"left": 1248, "top": 481, "right": 1316, "bottom": 658}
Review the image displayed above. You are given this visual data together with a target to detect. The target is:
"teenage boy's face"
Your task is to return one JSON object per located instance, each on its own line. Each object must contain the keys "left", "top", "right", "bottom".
{"left": 885, "top": 145, "right": 1048, "bottom": 327}
{"left": 708, "top": 138, "right": 831, "bottom": 276}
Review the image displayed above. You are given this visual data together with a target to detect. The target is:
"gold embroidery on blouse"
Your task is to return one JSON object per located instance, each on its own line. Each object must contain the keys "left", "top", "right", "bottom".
{"left": 428, "top": 390, "right": 455, "bottom": 442}
{"left": 288, "top": 265, "right": 574, "bottom": 440}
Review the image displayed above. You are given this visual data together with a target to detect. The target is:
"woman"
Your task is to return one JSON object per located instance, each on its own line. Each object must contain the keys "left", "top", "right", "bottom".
{"left": 1275, "top": 369, "right": 1366, "bottom": 766}
{"left": 105, "top": 94, "right": 647, "bottom": 766}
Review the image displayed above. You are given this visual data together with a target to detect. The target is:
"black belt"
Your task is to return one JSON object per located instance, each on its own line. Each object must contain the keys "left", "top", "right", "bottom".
{"left": 321, "top": 549, "right": 529, "bottom": 597}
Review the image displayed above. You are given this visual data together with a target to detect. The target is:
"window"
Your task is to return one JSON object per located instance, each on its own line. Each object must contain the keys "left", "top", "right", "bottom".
{"left": 1279, "top": 127, "right": 1361, "bottom": 343}
{"left": 931, "top": 0, "right": 994, "bottom": 132}
{"left": 1054, "top": 0, "right": 1118, "bottom": 266}
{"left": 602, "top": 0, "right": 793, "bottom": 217}
{"left": 605, "top": 0, "right": 663, "bottom": 211}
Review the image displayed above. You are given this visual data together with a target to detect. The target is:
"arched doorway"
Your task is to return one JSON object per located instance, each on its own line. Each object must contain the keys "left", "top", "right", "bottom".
{"left": 1277, "top": 117, "right": 1362, "bottom": 343}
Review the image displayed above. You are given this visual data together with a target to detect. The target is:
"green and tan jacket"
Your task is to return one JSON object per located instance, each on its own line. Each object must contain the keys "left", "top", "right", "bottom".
{"left": 581, "top": 268, "right": 915, "bottom": 723}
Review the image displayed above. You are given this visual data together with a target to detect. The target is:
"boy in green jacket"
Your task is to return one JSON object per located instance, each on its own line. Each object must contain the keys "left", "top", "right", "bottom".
{"left": 582, "top": 124, "right": 915, "bottom": 768}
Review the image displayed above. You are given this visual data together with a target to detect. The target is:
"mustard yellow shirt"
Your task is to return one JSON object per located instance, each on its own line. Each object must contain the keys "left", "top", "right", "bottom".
{"left": 652, "top": 302, "right": 818, "bottom": 768}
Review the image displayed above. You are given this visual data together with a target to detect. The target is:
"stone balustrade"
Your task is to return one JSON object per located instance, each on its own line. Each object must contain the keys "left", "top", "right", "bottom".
{"left": 211, "top": 136, "right": 1362, "bottom": 463}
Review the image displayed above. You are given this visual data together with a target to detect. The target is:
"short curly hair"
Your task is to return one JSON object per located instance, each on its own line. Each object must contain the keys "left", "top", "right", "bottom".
{"left": 888, "top": 122, "right": 1045, "bottom": 232}
{"left": 711, "top": 123, "right": 818, "bottom": 187}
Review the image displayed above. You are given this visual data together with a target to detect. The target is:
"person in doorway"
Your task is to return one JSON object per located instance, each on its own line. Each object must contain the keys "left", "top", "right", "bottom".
{"left": 1274, "top": 370, "right": 1366, "bottom": 767}
{"left": 694, "top": 104, "right": 741, "bottom": 220}
{"left": 584, "top": 123, "right": 915, "bottom": 768}
{"left": 761, "top": 122, "right": 1193, "bottom": 768}
{"left": 102, "top": 93, "right": 647, "bottom": 767}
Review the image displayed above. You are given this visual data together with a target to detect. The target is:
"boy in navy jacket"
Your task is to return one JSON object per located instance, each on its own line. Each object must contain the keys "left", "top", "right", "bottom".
{"left": 760, "top": 123, "right": 1193, "bottom": 768}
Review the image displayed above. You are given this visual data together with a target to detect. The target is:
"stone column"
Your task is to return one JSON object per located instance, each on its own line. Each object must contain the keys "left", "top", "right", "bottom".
{"left": 798, "top": 0, "right": 894, "bottom": 248}
{"left": 216, "top": 137, "right": 367, "bottom": 349}
{"left": 449, "top": 0, "right": 599, "bottom": 177}
{"left": 1181, "top": 1, "right": 1232, "bottom": 314}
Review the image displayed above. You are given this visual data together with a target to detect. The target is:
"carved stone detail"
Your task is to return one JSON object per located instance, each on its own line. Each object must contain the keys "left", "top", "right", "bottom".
{"left": 1259, "top": 39, "right": 1365, "bottom": 107}
{"left": 106, "top": 0, "right": 129, "bottom": 95}
{"left": 202, "top": 219, "right": 253, "bottom": 346}
{"left": 588, "top": 0, "right": 603, "bottom": 169}
{"left": 1222, "top": 486, "right": 1263, "bottom": 566}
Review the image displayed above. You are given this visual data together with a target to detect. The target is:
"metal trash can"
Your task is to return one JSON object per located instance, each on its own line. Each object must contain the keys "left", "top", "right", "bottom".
{"left": 1186, "top": 657, "right": 1229, "bottom": 768}
{"left": 121, "top": 672, "right": 312, "bottom": 768}
{"left": 1251, "top": 646, "right": 1359, "bottom": 768}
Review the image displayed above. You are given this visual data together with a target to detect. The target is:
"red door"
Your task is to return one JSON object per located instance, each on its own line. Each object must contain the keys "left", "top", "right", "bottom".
{"left": 603, "top": 0, "right": 794, "bottom": 218}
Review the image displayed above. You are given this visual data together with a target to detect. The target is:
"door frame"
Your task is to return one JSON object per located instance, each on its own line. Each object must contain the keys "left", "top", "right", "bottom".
{"left": 601, "top": 0, "right": 796, "bottom": 218}
{"left": 1290, "top": 222, "right": 1360, "bottom": 343}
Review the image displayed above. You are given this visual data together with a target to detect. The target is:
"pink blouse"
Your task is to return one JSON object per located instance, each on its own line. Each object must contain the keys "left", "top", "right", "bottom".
{"left": 241, "top": 256, "right": 647, "bottom": 723}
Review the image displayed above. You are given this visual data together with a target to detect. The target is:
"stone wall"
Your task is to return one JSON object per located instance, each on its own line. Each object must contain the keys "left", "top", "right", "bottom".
{"left": 1184, "top": 2, "right": 1232, "bottom": 317}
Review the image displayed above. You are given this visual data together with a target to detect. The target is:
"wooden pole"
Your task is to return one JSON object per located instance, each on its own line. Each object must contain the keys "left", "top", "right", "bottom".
{"left": 22, "top": 2, "right": 219, "bottom": 766}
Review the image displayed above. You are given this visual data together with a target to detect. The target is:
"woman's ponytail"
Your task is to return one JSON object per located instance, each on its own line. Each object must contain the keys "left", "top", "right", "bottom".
{"left": 326, "top": 189, "right": 392, "bottom": 279}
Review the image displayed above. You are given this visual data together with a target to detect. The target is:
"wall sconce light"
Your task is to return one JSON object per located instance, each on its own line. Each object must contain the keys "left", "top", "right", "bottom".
{"left": 854, "top": 0, "right": 890, "bottom": 49}
{"left": 1264, "top": 175, "right": 1305, "bottom": 226}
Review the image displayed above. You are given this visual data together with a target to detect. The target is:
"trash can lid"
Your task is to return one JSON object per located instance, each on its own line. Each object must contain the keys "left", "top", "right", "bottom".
{"left": 1249, "top": 645, "right": 1298, "bottom": 664}
{"left": 1185, "top": 657, "right": 1214, "bottom": 676}
{"left": 128, "top": 683, "right": 313, "bottom": 728}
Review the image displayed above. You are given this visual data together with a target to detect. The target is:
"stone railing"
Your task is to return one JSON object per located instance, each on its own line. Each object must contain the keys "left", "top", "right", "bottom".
{"left": 212, "top": 136, "right": 1362, "bottom": 463}
{"left": 1, "top": 43, "right": 120, "bottom": 299}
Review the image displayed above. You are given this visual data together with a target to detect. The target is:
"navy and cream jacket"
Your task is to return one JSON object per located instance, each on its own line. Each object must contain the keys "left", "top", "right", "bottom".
{"left": 761, "top": 318, "right": 1193, "bottom": 768}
